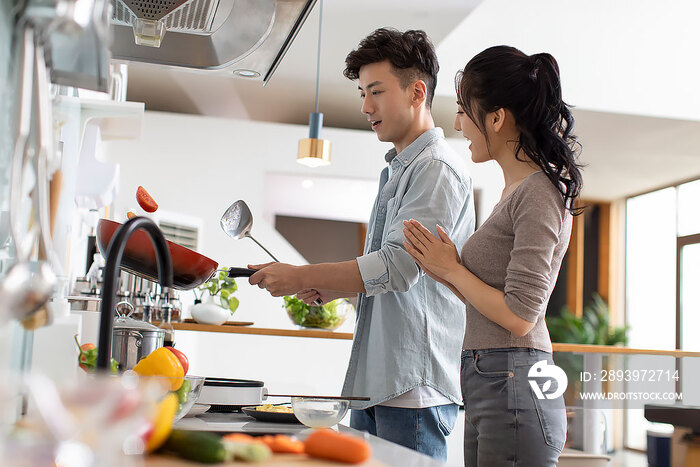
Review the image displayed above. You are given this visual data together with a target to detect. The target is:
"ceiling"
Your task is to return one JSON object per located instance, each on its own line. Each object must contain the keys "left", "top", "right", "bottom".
{"left": 124, "top": 0, "right": 700, "bottom": 201}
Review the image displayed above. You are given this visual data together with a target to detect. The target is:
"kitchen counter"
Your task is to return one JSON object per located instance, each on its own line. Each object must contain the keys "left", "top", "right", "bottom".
{"left": 149, "top": 412, "right": 444, "bottom": 466}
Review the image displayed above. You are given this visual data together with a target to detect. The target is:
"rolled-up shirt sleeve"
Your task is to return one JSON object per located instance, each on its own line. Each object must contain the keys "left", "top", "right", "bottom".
{"left": 504, "top": 187, "right": 566, "bottom": 322}
{"left": 357, "top": 159, "right": 470, "bottom": 296}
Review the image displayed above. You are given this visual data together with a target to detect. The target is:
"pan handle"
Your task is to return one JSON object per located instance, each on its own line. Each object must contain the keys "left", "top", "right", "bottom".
{"left": 226, "top": 267, "right": 257, "bottom": 278}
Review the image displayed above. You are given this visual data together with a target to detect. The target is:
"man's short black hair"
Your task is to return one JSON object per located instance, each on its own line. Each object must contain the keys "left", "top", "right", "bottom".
{"left": 344, "top": 28, "right": 439, "bottom": 109}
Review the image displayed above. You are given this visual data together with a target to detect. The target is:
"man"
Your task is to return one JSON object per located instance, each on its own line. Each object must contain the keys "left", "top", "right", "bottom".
{"left": 249, "top": 28, "right": 475, "bottom": 461}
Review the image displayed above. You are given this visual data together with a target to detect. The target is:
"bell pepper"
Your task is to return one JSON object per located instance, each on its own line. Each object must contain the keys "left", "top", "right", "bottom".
{"left": 145, "top": 392, "right": 179, "bottom": 453}
{"left": 74, "top": 335, "right": 118, "bottom": 373}
{"left": 78, "top": 341, "right": 96, "bottom": 372}
{"left": 133, "top": 347, "right": 184, "bottom": 391}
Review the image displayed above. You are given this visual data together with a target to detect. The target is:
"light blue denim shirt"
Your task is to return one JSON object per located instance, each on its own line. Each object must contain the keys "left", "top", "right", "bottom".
{"left": 342, "top": 128, "right": 475, "bottom": 409}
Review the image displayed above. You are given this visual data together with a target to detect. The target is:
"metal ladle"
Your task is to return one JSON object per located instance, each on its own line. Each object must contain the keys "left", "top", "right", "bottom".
{"left": 0, "top": 26, "right": 56, "bottom": 323}
{"left": 220, "top": 200, "right": 322, "bottom": 306}
{"left": 220, "top": 200, "right": 279, "bottom": 262}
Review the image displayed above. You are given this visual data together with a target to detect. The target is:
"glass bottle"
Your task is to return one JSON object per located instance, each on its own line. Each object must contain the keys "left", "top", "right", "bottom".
{"left": 159, "top": 289, "right": 182, "bottom": 323}
{"left": 141, "top": 292, "right": 155, "bottom": 324}
{"left": 158, "top": 300, "right": 175, "bottom": 348}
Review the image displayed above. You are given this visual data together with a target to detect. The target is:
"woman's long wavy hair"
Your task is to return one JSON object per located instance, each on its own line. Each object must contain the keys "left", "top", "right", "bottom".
{"left": 456, "top": 46, "right": 583, "bottom": 214}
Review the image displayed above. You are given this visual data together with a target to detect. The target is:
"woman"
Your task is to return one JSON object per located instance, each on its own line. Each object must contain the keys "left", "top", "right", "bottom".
{"left": 402, "top": 45, "right": 582, "bottom": 466}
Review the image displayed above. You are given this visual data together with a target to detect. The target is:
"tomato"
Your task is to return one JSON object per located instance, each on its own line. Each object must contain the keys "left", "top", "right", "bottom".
{"left": 136, "top": 186, "right": 158, "bottom": 213}
{"left": 165, "top": 346, "right": 189, "bottom": 375}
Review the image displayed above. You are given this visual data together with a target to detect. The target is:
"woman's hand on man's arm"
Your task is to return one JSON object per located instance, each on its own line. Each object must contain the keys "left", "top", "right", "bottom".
{"left": 296, "top": 289, "right": 350, "bottom": 305}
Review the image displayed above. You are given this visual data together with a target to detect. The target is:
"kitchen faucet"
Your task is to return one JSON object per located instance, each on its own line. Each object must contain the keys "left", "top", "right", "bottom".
{"left": 96, "top": 217, "right": 173, "bottom": 370}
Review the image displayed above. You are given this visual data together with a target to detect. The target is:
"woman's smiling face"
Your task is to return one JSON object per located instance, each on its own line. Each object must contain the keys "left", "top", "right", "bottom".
{"left": 454, "top": 104, "right": 490, "bottom": 163}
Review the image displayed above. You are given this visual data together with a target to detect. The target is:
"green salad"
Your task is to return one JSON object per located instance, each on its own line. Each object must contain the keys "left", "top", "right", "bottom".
{"left": 283, "top": 295, "right": 349, "bottom": 329}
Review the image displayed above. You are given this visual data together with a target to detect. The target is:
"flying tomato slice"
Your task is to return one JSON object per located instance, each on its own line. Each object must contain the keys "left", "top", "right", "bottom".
{"left": 136, "top": 186, "right": 158, "bottom": 213}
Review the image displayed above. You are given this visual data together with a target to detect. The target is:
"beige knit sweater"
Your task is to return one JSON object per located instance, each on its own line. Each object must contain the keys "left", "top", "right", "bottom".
{"left": 460, "top": 171, "right": 572, "bottom": 352}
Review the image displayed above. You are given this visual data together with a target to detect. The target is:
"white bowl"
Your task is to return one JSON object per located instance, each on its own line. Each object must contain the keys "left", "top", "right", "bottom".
{"left": 190, "top": 302, "right": 229, "bottom": 325}
{"left": 185, "top": 403, "right": 211, "bottom": 418}
{"left": 290, "top": 397, "right": 349, "bottom": 428}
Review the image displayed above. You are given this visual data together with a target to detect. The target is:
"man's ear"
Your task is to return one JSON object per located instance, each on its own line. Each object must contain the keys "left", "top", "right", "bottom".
{"left": 491, "top": 108, "right": 506, "bottom": 133}
{"left": 411, "top": 80, "right": 427, "bottom": 108}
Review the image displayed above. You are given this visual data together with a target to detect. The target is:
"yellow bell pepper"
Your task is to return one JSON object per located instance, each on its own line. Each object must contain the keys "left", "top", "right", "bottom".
{"left": 133, "top": 347, "right": 184, "bottom": 391}
{"left": 145, "top": 392, "right": 179, "bottom": 453}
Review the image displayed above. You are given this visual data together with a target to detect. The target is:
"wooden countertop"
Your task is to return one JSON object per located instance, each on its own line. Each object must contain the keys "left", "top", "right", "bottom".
{"left": 171, "top": 322, "right": 700, "bottom": 357}
{"left": 171, "top": 322, "right": 353, "bottom": 340}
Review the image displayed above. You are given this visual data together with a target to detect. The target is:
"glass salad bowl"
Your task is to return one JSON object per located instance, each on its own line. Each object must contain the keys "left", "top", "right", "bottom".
{"left": 173, "top": 375, "right": 205, "bottom": 421}
{"left": 290, "top": 397, "right": 350, "bottom": 428}
{"left": 284, "top": 297, "right": 354, "bottom": 330}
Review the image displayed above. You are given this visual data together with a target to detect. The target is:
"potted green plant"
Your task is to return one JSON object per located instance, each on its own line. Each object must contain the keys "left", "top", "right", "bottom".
{"left": 547, "top": 293, "right": 629, "bottom": 346}
{"left": 189, "top": 268, "right": 240, "bottom": 325}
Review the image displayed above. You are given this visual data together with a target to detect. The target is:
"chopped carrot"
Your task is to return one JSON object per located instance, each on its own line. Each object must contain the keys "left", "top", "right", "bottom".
{"left": 222, "top": 433, "right": 262, "bottom": 444}
{"left": 259, "top": 434, "right": 304, "bottom": 454}
{"left": 304, "top": 429, "right": 371, "bottom": 464}
{"left": 127, "top": 211, "right": 137, "bottom": 219}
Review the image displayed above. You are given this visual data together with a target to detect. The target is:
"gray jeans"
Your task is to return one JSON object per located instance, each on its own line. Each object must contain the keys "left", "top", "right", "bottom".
{"left": 461, "top": 348, "right": 567, "bottom": 466}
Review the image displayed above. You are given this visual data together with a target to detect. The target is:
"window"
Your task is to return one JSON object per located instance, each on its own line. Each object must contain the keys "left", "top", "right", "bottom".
{"left": 625, "top": 179, "right": 700, "bottom": 449}
{"left": 625, "top": 188, "right": 676, "bottom": 351}
{"left": 677, "top": 179, "right": 700, "bottom": 237}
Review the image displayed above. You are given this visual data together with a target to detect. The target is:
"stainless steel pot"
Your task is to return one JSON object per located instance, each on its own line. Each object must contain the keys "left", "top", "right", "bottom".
{"left": 112, "top": 301, "right": 164, "bottom": 369}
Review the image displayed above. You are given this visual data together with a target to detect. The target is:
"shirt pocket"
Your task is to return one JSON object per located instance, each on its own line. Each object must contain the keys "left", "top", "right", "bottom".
{"left": 381, "top": 197, "right": 398, "bottom": 239}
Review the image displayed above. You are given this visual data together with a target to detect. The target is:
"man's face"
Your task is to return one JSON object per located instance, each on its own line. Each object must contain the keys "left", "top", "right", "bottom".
{"left": 357, "top": 60, "right": 415, "bottom": 145}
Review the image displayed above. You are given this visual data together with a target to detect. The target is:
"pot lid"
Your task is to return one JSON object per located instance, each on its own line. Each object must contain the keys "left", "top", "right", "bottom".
{"left": 113, "top": 316, "right": 164, "bottom": 333}
{"left": 112, "top": 302, "right": 163, "bottom": 333}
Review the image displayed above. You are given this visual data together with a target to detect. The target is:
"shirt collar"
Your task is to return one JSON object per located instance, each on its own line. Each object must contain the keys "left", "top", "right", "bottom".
{"left": 383, "top": 128, "right": 444, "bottom": 167}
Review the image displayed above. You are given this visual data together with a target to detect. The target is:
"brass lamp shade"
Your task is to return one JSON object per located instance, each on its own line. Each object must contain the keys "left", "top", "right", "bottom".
{"left": 297, "top": 138, "right": 331, "bottom": 167}
{"left": 297, "top": 112, "right": 330, "bottom": 167}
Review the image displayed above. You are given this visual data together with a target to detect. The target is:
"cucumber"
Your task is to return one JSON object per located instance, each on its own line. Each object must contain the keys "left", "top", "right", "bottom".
{"left": 162, "top": 429, "right": 228, "bottom": 463}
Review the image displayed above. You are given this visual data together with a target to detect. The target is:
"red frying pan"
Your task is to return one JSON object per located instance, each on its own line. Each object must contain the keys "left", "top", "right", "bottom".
{"left": 96, "top": 219, "right": 255, "bottom": 290}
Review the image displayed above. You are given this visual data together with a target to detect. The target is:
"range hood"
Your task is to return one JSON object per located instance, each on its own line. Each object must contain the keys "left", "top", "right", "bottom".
{"left": 109, "top": 0, "right": 316, "bottom": 84}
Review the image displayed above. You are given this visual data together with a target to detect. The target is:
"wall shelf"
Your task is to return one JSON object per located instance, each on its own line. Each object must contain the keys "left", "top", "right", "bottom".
{"left": 171, "top": 321, "right": 353, "bottom": 340}
{"left": 54, "top": 96, "right": 144, "bottom": 150}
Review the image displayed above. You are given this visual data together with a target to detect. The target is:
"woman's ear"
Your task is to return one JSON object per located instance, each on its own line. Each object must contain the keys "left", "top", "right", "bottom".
{"left": 490, "top": 108, "right": 506, "bottom": 133}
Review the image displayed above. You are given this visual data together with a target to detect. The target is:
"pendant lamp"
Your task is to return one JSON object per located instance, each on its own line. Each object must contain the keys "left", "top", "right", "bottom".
{"left": 297, "top": 0, "right": 330, "bottom": 167}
